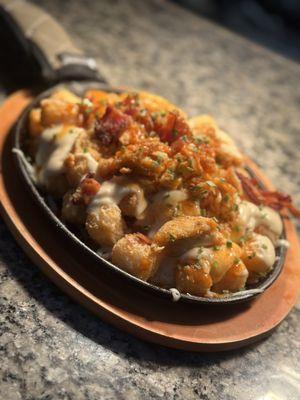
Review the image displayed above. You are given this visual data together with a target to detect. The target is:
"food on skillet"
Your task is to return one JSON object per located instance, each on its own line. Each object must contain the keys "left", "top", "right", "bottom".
{"left": 24, "top": 88, "right": 299, "bottom": 298}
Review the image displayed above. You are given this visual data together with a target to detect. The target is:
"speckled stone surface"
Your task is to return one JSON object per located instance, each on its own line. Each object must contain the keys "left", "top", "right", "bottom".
{"left": 0, "top": 1, "right": 299, "bottom": 399}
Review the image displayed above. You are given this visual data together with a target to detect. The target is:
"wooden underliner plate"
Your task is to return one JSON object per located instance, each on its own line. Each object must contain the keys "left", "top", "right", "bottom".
{"left": 0, "top": 90, "right": 299, "bottom": 352}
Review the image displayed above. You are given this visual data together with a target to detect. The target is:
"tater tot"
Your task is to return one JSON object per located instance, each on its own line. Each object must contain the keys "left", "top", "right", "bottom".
{"left": 62, "top": 190, "right": 86, "bottom": 225}
{"left": 153, "top": 216, "right": 220, "bottom": 247}
{"left": 28, "top": 108, "right": 43, "bottom": 137}
{"left": 209, "top": 242, "right": 242, "bottom": 284}
{"left": 112, "top": 233, "right": 163, "bottom": 280}
{"left": 241, "top": 233, "right": 276, "bottom": 283}
{"left": 86, "top": 204, "right": 125, "bottom": 247}
{"left": 212, "top": 261, "right": 248, "bottom": 293}
{"left": 175, "top": 265, "right": 213, "bottom": 296}
{"left": 41, "top": 99, "right": 79, "bottom": 127}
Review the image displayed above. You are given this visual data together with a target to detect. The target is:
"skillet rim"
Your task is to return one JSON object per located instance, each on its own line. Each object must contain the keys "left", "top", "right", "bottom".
{"left": 12, "top": 81, "right": 287, "bottom": 305}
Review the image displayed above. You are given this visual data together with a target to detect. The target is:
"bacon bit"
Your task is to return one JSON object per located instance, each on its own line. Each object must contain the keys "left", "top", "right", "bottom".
{"left": 122, "top": 93, "right": 140, "bottom": 108}
{"left": 237, "top": 172, "right": 300, "bottom": 217}
{"left": 155, "top": 111, "right": 191, "bottom": 144}
{"left": 136, "top": 232, "right": 152, "bottom": 245}
{"left": 80, "top": 178, "right": 101, "bottom": 197}
{"left": 124, "top": 107, "right": 154, "bottom": 133}
{"left": 94, "top": 106, "right": 130, "bottom": 145}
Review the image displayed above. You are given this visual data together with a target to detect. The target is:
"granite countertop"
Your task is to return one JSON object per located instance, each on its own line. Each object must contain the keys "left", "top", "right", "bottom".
{"left": 0, "top": 0, "right": 299, "bottom": 399}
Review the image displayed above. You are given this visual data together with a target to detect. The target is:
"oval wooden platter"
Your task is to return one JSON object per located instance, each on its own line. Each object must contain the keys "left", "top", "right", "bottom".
{"left": 0, "top": 90, "right": 299, "bottom": 352}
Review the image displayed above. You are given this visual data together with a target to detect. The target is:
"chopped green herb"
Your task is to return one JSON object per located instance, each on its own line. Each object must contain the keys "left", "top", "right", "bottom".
{"left": 83, "top": 147, "right": 88, "bottom": 153}
{"left": 181, "top": 135, "right": 188, "bottom": 142}
{"left": 247, "top": 253, "right": 256, "bottom": 260}
{"left": 139, "top": 108, "right": 147, "bottom": 116}
{"left": 169, "top": 233, "right": 176, "bottom": 243}
{"left": 233, "top": 204, "right": 239, "bottom": 212}
{"left": 234, "top": 257, "right": 241, "bottom": 264}
{"left": 199, "top": 190, "right": 209, "bottom": 198}
{"left": 226, "top": 240, "right": 233, "bottom": 248}
{"left": 262, "top": 244, "right": 268, "bottom": 250}
{"left": 151, "top": 112, "right": 159, "bottom": 120}
{"left": 172, "top": 129, "right": 179, "bottom": 138}
{"left": 212, "top": 260, "right": 219, "bottom": 268}
{"left": 223, "top": 194, "right": 229, "bottom": 203}
{"left": 160, "top": 111, "right": 166, "bottom": 117}
{"left": 213, "top": 246, "right": 220, "bottom": 251}
{"left": 85, "top": 107, "right": 93, "bottom": 114}
{"left": 220, "top": 178, "right": 226, "bottom": 183}
{"left": 206, "top": 181, "right": 216, "bottom": 188}
{"left": 200, "top": 209, "right": 207, "bottom": 217}
{"left": 198, "top": 247, "right": 203, "bottom": 255}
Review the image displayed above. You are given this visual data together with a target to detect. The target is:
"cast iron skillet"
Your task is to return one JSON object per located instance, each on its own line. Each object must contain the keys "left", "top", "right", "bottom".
{"left": 0, "top": 1, "right": 287, "bottom": 304}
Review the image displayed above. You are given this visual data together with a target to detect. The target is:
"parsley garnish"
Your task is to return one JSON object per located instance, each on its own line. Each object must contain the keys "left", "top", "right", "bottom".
{"left": 226, "top": 240, "right": 232, "bottom": 248}
{"left": 169, "top": 233, "right": 176, "bottom": 243}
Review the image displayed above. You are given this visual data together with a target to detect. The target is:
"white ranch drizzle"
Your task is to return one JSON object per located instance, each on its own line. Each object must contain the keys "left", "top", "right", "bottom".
{"left": 179, "top": 247, "right": 213, "bottom": 269}
{"left": 35, "top": 125, "right": 84, "bottom": 186}
{"left": 248, "top": 233, "right": 276, "bottom": 271}
{"left": 153, "top": 189, "right": 188, "bottom": 206}
{"left": 276, "top": 239, "right": 290, "bottom": 248}
{"left": 169, "top": 288, "right": 181, "bottom": 302}
{"left": 238, "top": 200, "right": 283, "bottom": 244}
{"left": 88, "top": 179, "right": 147, "bottom": 218}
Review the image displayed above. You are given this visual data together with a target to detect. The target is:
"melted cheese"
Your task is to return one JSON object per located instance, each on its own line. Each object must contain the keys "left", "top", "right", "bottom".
{"left": 88, "top": 179, "right": 147, "bottom": 218}
{"left": 35, "top": 125, "right": 83, "bottom": 186}
{"left": 238, "top": 201, "right": 283, "bottom": 244}
{"left": 245, "top": 233, "right": 276, "bottom": 273}
{"left": 153, "top": 190, "right": 188, "bottom": 206}
{"left": 179, "top": 247, "right": 213, "bottom": 269}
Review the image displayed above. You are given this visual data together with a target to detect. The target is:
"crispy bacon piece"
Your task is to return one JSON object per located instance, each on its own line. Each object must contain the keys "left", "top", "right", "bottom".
{"left": 155, "top": 111, "right": 191, "bottom": 144}
{"left": 94, "top": 106, "right": 131, "bottom": 145}
{"left": 124, "top": 107, "right": 154, "bottom": 133}
{"left": 81, "top": 178, "right": 100, "bottom": 196}
{"left": 237, "top": 172, "right": 300, "bottom": 217}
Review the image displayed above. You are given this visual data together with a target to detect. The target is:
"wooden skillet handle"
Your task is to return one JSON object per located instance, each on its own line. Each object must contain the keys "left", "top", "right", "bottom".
{"left": 0, "top": 0, "right": 106, "bottom": 83}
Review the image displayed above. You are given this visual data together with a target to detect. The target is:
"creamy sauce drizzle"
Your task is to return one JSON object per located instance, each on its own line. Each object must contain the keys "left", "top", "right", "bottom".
{"left": 238, "top": 201, "right": 283, "bottom": 244}
{"left": 179, "top": 247, "right": 213, "bottom": 265}
{"left": 88, "top": 179, "right": 147, "bottom": 218}
{"left": 35, "top": 125, "right": 83, "bottom": 186}
{"left": 153, "top": 190, "right": 188, "bottom": 206}
{"left": 249, "top": 233, "right": 276, "bottom": 270}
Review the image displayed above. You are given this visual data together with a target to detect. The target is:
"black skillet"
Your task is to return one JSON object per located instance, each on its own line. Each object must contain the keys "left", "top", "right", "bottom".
{"left": 0, "top": 0, "right": 287, "bottom": 304}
